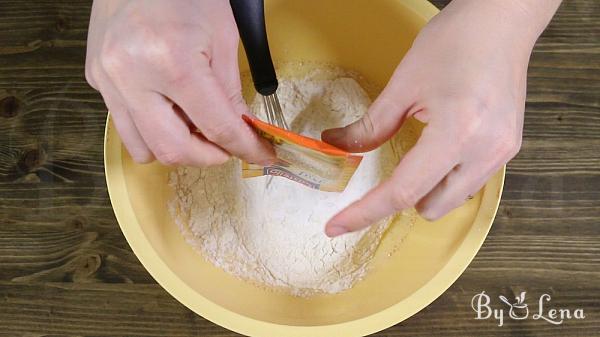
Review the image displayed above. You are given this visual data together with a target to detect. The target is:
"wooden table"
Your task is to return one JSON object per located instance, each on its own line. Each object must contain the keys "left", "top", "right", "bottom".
{"left": 1, "top": 1, "right": 598, "bottom": 336}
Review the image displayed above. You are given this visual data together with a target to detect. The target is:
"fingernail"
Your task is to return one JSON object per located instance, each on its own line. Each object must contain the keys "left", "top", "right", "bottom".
{"left": 326, "top": 225, "right": 348, "bottom": 237}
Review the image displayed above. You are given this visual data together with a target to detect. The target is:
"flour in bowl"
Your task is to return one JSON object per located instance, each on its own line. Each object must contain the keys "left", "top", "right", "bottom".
{"left": 169, "top": 66, "right": 410, "bottom": 296}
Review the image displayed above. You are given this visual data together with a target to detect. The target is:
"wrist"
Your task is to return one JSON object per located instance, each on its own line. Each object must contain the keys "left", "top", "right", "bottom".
{"left": 495, "top": 0, "right": 561, "bottom": 41}
{"left": 450, "top": 0, "right": 561, "bottom": 51}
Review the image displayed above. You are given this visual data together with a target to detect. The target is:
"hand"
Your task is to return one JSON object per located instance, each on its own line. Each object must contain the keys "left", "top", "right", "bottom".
{"left": 85, "top": 0, "right": 274, "bottom": 166}
{"left": 323, "top": 0, "right": 561, "bottom": 236}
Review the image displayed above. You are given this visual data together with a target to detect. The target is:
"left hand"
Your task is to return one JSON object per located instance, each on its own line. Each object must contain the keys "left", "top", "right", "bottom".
{"left": 322, "top": 0, "right": 551, "bottom": 237}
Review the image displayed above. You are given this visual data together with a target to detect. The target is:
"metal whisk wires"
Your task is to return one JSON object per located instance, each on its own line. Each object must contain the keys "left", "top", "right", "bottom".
{"left": 262, "top": 93, "right": 289, "bottom": 130}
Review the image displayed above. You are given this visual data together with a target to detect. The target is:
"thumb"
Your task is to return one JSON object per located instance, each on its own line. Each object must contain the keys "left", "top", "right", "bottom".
{"left": 321, "top": 69, "right": 416, "bottom": 152}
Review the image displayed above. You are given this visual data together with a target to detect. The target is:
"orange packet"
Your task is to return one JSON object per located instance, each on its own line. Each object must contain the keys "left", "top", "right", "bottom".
{"left": 241, "top": 115, "right": 362, "bottom": 192}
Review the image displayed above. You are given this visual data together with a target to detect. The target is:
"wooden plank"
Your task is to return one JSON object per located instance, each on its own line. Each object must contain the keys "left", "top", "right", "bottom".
{"left": 0, "top": 282, "right": 597, "bottom": 336}
{"left": 0, "top": 87, "right": 106, "bottom": 181}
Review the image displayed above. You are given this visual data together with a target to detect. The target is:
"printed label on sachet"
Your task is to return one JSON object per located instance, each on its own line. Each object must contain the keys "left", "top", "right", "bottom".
{"left": 241, "top": 115, "right": 362, "bottom": 192}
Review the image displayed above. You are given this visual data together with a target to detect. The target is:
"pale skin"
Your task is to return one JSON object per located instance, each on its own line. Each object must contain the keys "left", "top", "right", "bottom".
{"left": 86, "top": 0, "right": 275, "bottom": 167}
{"left": 86, "top": 0, "right": 562, "bottom": 237}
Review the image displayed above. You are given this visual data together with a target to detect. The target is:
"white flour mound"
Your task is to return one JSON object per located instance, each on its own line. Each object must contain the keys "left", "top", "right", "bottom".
{"left": 169, "top": 67, "right": 400, "bottom": 296}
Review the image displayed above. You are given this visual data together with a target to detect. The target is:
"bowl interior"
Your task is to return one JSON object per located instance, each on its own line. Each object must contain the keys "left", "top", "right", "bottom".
{"left": 105, "top": 0, "right": 504, "bottom": 335}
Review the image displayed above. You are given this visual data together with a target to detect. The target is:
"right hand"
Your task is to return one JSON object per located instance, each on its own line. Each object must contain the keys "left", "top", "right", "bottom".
{"left": 85, "top": 0, "right": 275, "bottom": 166}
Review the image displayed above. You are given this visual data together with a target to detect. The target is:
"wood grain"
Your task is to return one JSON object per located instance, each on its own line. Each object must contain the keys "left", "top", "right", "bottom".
{"left": 0, "top": 0, "right": 599, "bottom": 336}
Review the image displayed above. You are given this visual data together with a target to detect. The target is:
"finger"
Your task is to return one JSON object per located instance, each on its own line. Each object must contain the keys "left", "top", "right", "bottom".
{"left": 321, "top": 66, "right": 417, "bottom": 152}
{"left": 325, "top": 128, "right": 459, "bottom": 237}
{"left": 162, "top": 66, "right": 275, "bottom": 165}
{"left": 95, "top": 67, "right": 154, "bottom": 163}
{"left": 416, "top": 162, "right": 498, "bottom": 221}
{"left": 126, "top": 91, "right": 230, "bottom": 167}
{"left": 210, "top": 12, "right": 247, "bottom": 116}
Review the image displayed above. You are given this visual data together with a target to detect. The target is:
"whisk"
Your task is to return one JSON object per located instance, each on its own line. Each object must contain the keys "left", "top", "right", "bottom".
{"left": 230, "top": 0, "right": 289, "bottom": 130}
{"left": 262, "top": 94, "right": 289, "bottom": 129}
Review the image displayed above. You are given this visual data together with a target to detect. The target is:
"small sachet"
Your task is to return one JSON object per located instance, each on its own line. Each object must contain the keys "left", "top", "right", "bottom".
{"left": 241, "top": 115, "right": 362, "bottom": 192}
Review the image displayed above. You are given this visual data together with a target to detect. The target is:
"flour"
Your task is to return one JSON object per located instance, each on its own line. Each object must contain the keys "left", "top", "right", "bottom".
{"left": 169, "top": 66, "right": 405, "bottom": 296}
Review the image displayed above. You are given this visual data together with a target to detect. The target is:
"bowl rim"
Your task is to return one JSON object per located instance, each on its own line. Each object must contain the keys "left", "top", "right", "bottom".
{"left": 103, "top": 1, "right": 506, "bottom": 335}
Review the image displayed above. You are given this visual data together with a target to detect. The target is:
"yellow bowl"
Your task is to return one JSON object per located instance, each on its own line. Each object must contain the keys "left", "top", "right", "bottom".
{"left": 104, "top": 0, "right": 505, "bottom": 336}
